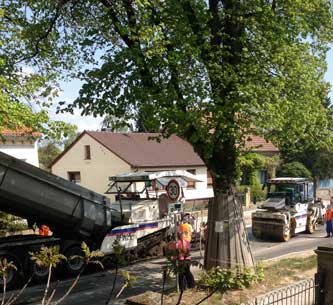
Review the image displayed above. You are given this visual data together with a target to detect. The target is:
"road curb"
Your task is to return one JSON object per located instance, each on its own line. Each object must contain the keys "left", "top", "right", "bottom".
{"left": 263, "top": 249, "right": 315, "bottom": 263}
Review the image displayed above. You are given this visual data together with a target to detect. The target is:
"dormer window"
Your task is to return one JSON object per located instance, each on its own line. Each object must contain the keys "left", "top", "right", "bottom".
{"left": 84, "top": 145, "right": 91, "bottom": 160}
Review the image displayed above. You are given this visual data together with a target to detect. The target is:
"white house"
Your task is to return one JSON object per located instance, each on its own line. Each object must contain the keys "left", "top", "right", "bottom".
{"left": 0, "top": 128, "right": 40, "bottom": 167}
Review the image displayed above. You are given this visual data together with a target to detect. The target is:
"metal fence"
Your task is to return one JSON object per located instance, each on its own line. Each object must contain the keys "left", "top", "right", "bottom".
{"left": 241, "top": 278, "right": 317, "bottom": 305}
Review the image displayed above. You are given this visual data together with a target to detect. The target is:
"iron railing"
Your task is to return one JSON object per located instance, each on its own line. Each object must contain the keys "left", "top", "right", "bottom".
{"left": 241, "top": 278, "right": 318, "bottom": 305}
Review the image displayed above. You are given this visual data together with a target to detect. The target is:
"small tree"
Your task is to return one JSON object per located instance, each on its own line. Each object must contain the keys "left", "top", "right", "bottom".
{"left": 105, "top": 241, "right": 125, "bottom": 305}
{"left": 30, "top": 246, "right": 66, "bottom": 305}
{"left": 51, "top": 242, "right": 104, "bottom": 305}
{"left": 0, "top": 258, "right": 17, "bottom": 305}
{"left": 114, "top": 270, "right": 137, "bottom": 300}
{"left": 38, "top": 143, "right": 62, "bottom": 171}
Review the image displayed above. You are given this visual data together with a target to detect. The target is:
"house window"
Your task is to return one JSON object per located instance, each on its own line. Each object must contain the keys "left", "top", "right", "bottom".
{"left": 187, "top": 169, "right": 196, "bottom": 189}
{"left": 68, "top": 172, "right": 81, "bottom": 184}
{"left": 84, "top": 145, "right": 91, "bottom": 160}
{"left": 258, "top": 170, "right": 267, "bottom": 185}
{"left": 207, "top": 170, "right": 213, "bottom": 188}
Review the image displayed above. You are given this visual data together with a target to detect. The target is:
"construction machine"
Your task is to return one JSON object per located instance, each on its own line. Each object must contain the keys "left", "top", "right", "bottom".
{"left": 103, "top": 171, "right": 202, "bottom": 256}
{"left": 252, "top": 178, "right": 322, "bottom": 241}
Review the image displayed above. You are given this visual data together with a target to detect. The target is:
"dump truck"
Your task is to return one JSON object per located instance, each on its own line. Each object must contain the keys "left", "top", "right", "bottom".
{"left": 0, "top": 151, "right": 112, "bottom": 287}
{"left": 252, "top": 177, "right": 322, "bottom": 242}
{"left": 0, "top": 151, "right": 199, "bottom": 288}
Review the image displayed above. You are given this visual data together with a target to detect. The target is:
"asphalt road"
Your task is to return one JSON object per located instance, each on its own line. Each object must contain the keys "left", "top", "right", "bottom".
{"left": 8, "top": 225, "right": 333, "bottom": 305}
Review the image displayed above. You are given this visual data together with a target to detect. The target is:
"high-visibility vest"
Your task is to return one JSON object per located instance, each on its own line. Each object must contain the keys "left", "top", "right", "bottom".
{"left": 325, "top": 209, "right": 333, "bottom": 221}
{"left": 39, "top": 225, "right": 49, "bottom": 236}
{"left": 179, "top": 223, "right": 192, "bottom": 242}
{"left": 167, "top": 239, "right": 191, "bottom": 261}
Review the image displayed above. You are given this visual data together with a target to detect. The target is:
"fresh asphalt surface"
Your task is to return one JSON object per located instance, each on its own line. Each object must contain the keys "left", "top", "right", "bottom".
{"left": 8, "top": 225, "right": 332, "bottom": 305}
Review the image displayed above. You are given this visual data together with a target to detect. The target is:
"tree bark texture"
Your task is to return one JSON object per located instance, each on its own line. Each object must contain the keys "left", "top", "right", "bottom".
{"left": 204, "top": 189, "right": 255, "bottom": 270}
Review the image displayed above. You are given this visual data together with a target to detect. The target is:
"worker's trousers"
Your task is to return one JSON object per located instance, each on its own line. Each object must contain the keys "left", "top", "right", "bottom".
{"left": 326, "top": 220, "right": 333, "bottom": 236}
{"left": 178, "top": 264, "right": 195, "bottom": 290}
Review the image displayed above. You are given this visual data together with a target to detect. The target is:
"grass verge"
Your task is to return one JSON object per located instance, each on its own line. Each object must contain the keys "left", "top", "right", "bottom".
{"left": 164, "top": 252, "right": 317, "bottom": 305}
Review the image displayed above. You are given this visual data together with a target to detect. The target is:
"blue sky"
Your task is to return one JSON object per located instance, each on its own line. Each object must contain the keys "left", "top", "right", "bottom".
{"left": 53, "top": 49, "right": 333, "bottom": 132}
{"left": 51, "top": 79, "right": 104, "bottom": 132}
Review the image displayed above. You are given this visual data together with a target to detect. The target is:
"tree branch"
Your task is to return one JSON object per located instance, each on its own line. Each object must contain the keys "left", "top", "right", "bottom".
{"left": 16, "top": 0, "right": 71, "bottom": 64}
{"left": 180, "top": 1, "right": 210, "bottom": 63}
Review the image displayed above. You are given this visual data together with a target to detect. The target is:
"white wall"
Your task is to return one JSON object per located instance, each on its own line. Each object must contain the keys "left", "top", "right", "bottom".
{"left": 51, "top": 133, "right": 131, "bottom": 197}
{"left": 0, "top": 138, "right": 39, "bottom": 167}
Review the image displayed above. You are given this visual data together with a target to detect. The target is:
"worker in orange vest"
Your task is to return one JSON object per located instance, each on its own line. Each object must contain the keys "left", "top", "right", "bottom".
{"left": 39, "top": 225, "right": 49, "bottom": 236}
{"left": 166, "top": 232, "right": 195, "bottom": 290}
{"left": 178, "top": 214, "right": 193, "bottom": 243}
{"left": 325, "top": 207, "right": 333, "bottom": 238}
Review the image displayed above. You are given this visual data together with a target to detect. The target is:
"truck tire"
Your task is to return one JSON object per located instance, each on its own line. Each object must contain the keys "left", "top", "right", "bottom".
{"left": 306, "top": 222, "right": 317, "bottom": 234}
{"left": 0, "top": 252, "right": 22, "bottom": 290}
{"left": 29, "top": 260, "right": 49, "bottom": 284}
{"left": 63, "top": 246, "right": 85, "bottom": 276}
{"left": 278, "top": 226, "right": 291, "bottom": 242}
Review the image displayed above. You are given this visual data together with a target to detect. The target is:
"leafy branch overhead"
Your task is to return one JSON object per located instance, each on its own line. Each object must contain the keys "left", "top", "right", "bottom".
{"left": 2, "top": 0, "right": 332, "bottom": 180}
{"left": 0, "top": 5, "right": 77, "bottom": 139}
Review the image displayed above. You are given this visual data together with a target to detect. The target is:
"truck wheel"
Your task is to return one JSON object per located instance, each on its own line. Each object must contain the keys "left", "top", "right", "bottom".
{"left": 0, "top": 253, "right": 22, "bottom": 290}
{"left": 64, "top": 246, "right": 85, "bottom": 276}
{"left": 278, "top": 227, "right": 291, "bottom": 242}
{"left": 306, "top": 222, "right": 317, "bottom": 234}
{"left": 29, "top": 260, "right": 49, "bottom": 283}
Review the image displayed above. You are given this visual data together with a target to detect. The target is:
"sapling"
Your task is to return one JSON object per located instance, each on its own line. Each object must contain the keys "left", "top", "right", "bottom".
{"left": 0, "top": 258, "right": 17, "bottom": 305}
{"left": 30, "top": 246, "right": 66, "bottom": 305}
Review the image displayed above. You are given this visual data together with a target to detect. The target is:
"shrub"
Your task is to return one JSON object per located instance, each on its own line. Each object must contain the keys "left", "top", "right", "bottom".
{"left": 250, "top": 183, "right": 266, "bottom": 202}
{"left": 198, "top": 264, "right": 264, "bottom": 293}
{"left": 276, "top": 162, "right": 312, "bottom": 179}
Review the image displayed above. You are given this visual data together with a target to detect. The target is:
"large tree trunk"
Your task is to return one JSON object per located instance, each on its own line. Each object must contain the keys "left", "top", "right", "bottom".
{"left": 204, "top": 188, "right": 255, "bottom": 270}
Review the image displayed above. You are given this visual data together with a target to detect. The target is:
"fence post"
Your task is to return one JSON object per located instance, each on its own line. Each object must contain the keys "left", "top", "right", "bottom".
{"left": 315, "top": 272, "right": 326, "bottom": 305}
{"left": 314, "top": 245, "right": 333, "bottom": 305}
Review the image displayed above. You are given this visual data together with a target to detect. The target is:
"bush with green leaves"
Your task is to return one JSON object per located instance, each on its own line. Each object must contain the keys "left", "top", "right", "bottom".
{"left": 198, "top": 264, "right": 264, "bottom": 293}
{"left": 0, "top": 212, "right": 28, "bottom": 235}
{"left": 276, "top": 162, "right": 312, "bottom": 179}
{"left": 250, "top": 185, "right": 266, "bottom": 202}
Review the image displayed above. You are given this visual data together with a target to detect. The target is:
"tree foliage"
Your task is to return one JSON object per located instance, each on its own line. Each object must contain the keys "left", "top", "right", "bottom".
{"left": 2, "top": 0, "right": 331, "bottom": 180}
{"left": 276, "top": 161, "right": 312, "bottom": 180}
{"left": 38, "top": 143, "right": 62, "bottom": 171}
{"left": 0, "top": 5, "right": 76, "bottom": 139}
{"left": 0, "top": 212, "right": 28, "bottom": 235}
{"left": 38, "top": 126, "right": 78, "bottom": 170}
{"left": 3, "top": 0, "right": 333, "bottom": 270}
{"left": 277, "top": 92, "right": 333, "bottom": 180}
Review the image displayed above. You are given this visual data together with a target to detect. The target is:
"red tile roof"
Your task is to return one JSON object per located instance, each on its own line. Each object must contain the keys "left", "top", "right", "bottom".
{"left": 86, "top": 131, "right": 205, "bottom": 168}
{"left": 0, "top": 128, "right": 41, "bottom": 137}
{"left": 51, "top": 131, "right": 279, "bottom": 168}
{"left": 244, "top": 135, "right": 279, "bottom": 152}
